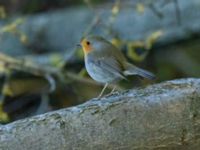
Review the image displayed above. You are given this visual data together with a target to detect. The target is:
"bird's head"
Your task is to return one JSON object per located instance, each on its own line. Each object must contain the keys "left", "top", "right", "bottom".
{"left": 80, "top": 35, "right": 108, "bottom": 55}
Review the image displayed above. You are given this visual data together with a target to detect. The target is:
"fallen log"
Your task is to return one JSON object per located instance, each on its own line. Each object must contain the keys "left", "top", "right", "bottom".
{"left": 0, "top": 78, "right": 200, "bottom": 150}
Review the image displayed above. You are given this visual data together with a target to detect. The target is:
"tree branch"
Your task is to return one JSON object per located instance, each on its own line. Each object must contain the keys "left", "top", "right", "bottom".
{"left": 0, "top": 78, "right": 200, "bottom": 150}
{"left": 0, "top": 0, "right": 200, "bottom": 55}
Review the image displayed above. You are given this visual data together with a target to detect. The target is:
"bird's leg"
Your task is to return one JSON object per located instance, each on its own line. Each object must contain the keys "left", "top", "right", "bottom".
{"left": 110, "top": 86, "right": 116, "bottom": 94}
{"left": 97, "top": 83, "right": 108, "bottom": 98}
{"left": 106, "top": 85, "right": 118, "bottom": 96}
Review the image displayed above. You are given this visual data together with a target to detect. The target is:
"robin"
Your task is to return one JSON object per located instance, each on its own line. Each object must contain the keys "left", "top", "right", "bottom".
{"left": 80, "top": 35, "right": 155, "bottom": 98}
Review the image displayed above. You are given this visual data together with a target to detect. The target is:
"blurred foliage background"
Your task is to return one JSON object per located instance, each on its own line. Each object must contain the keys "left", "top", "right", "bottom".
{"left": 0, "top": 0, "right": 199, "bottom": 124}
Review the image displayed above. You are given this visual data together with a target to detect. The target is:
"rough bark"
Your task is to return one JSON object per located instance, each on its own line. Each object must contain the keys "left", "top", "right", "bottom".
{"left": 0, "top": 0, "right": 200, "bottom": 55}
{"left": 0, "top": 78, "right": 200, "bottom": 150}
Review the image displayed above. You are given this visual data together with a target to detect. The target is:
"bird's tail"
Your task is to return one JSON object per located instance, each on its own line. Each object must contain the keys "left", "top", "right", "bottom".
{"left": 123, "top": 62, "right": 156, "bottom": 80}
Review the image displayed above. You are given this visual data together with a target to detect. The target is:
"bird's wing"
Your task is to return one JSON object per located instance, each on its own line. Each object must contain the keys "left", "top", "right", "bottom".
{"left": 91, "top": 56, "right": 127, "bottom": 80}
{"left": 123, "top": 62, "right": 156, "bottom": 80}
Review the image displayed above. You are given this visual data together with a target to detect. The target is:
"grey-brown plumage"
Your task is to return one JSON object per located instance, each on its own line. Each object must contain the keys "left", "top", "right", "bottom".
{"left": 81, "top": 35, "right": 155, "bottom": 97}
{"left": 83, "top": 36, "right": 155, "bottom": 82}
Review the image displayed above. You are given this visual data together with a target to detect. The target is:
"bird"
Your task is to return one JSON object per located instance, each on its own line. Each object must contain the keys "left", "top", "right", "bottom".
{"left": 80, "top": 35, "right": 155, "bottom": 98}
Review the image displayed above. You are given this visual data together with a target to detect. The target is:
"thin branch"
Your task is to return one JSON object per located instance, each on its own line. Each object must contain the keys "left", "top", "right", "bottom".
{"left": 174, "top": 0, "right": 181, "bottom": 25}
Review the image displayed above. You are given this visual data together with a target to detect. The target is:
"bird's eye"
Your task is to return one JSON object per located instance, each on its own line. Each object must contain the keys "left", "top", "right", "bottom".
{"left": 86, "top": 41, "right": 90, "bottom": 45}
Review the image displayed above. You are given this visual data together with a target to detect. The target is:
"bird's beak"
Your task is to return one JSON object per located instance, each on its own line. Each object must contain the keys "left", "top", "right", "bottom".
{"left": 76, "top": 44, "right": 81, "bottom": 48}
